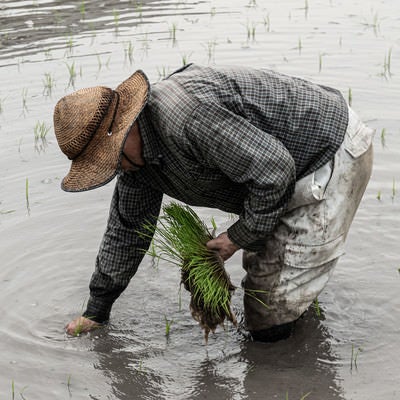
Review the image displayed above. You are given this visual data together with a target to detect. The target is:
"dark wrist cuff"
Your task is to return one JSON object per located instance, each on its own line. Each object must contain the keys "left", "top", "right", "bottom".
{"left": 83, "top": 296, "right": 112, "bottom": 323}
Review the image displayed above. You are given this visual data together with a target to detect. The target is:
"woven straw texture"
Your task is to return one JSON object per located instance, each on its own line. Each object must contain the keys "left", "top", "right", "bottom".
{"left": 54, "top": 70, "right": 150, "bottom": 192}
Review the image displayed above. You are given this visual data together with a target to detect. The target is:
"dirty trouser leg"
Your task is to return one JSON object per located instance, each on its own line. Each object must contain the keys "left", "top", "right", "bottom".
{"left": 243, "top": 109, "right": 374, "bottom": 333}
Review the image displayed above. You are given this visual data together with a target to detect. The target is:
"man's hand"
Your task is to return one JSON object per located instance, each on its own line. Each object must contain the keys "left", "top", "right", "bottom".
{"left": 65, "top": 316, "right": 101, "bottom": 336}
{"left": 206, "top": 232, "right": 240, "bottom": 261}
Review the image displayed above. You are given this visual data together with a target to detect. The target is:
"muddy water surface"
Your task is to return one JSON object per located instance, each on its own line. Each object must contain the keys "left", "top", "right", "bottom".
{"left": 0, "top": 0, "right": 399, "bottom": 399}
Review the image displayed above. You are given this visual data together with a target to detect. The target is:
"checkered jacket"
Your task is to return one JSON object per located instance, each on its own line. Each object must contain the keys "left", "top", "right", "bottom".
{"left": 83, "top": 64, "right": 349, "bottom": 322}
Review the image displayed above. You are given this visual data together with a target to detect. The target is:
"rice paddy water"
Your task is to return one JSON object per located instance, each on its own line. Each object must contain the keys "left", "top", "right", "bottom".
{"left": 0, "top": 0, "right": 399, "bottom": 399}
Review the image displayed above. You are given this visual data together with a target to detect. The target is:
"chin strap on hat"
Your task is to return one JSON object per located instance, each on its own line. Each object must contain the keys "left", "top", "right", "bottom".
{"left": 107, "top": 91, "right": 120, "bottom": 137}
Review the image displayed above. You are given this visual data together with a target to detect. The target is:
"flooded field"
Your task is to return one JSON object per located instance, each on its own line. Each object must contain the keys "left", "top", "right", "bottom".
{"left": 0, "top": 0, "right": 399, "bottom": 399}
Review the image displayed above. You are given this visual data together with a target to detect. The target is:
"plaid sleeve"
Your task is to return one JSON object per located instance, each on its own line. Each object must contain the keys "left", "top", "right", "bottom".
{"left": 83, "top": 172, "right": 163, "bottom": 323}
{"left": 185, "top": 103, "right": 296, "bottom": 250}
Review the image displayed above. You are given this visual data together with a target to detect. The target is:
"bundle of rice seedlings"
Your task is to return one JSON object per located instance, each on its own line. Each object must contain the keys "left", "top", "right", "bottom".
{"left": 142, "top": 202, "right": 237, "bottom": 342}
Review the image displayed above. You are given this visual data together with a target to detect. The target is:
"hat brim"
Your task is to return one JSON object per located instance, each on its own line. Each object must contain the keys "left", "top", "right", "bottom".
{"left": 61, "top": 70, "right": 150, "bottom": 192}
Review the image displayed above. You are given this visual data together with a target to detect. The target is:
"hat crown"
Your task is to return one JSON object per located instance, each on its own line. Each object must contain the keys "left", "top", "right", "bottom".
{"left": 54, "top": 86, "right": 114, "bottom": 160}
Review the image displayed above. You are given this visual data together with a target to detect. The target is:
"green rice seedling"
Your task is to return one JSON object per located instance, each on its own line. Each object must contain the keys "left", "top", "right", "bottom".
{"left": 141, "top": 32, "right": 150, "bottom": 56}
{"left": 350, "top": 344, "right": 362, "bottom": 371}
{"left": 43, "top": 72, "right": 55, "bottom": 96}
{"left": 348, "top": 88, "right": 352, "bottom": 107}
{"left": 168, "top": 22, "right": 178, "bottom": 44}
{"left": 297, "top": 37, "right": 302, "bottom": 55}
{"left": 11, "top": 379, "right": 15, "bottom": 400}
{"left": 25, "top": 178, "right": 30, "bottom": 215}
{"left": 313, "top": 297, "right": 321, "bottom": 317}
{"left": 285, "top": 391, "right": 312, "bottom": 400}
{"left": 148, "top": 240, "right": 160, "bottom": 269}
{"left": 65, "top": 61, "right": 76, "bottom": 88}
{"left": 90, "top": 31, "right": 96, "bottom": 46}
{"left": 0, "top": 207, "right": 15, "bottom": 215}
{"left": 392, "top": 177, "right": 396, "bottom": 201}
{"left": 299, "top": 393, "right": 311, "bottom": 400}
{"left": 113, "top": 9, "right": 120, "bottom": 30}
{"left": 0, "top": 96, "right": 4, "bottom": 114}
{"left": 34, "top": 121, "right": 50, "bottom": 139}
{"left": 382, "top": 47, "right": 393, "bottom": 78}
{"left": 304, "top": 0, "right": 309, "bottom": 18}
{"left": 19, "top": 386, "right": 28, "bottom": 400}
{"left": 22, "top": 88, "right": 28, "bottom": 113}
{"left": 376, "top": 190, "right": 381, "bottom": 201}
{"left": 134, "top": 2, "right": 143, "bottom": 21}
{"left": 165, "top": 316, "right": 173, "bottom": 336}
{"left": 96, "top": 54, "right": 102, "bottom": 71}
{"left": 73, "top": 316, "right": 95, "bottom": 336}
{"left": 318, "top": 53, "right": 323, "bottom": 73}
{"left": 362, "top": 11, "right": 380, "bottom": 36}
{"left": 181, "top": 52, "right": 192, "bottom": 66}
{"left": 243, "top": 20, "right": 257, "bottom": 41}
{"left": 136, "top": 359, "right": 144, "bottom": 372}
{"left": 66, "top": 35, "right": 74, "bottom": 55}
{"left": 140, "top": 203, "right": 237, "bottom": 342}
{"left": 79, "top": 0, "right": 85, "bottom": 20}
{"left": 380, "top": 128, "right": 386, "bottom": 148}
{"left": 34, "top": 121, "right": 50, "bottom": 152}
{"left": 44, "top": 48, "right": 52, "bottom": 59}
{"left": 263, "top": 13, "right": 271, "bottom": 32}
{"left": 124, "top": 41, "right": 134, "bottom": 65}
{"left": 157, "top": 66, "right": 169, "bottom": 80}
{"left": 203, "top": 40, "right": 217, "bottom": 64}
{"left": 67, "top": 374, "right": 72, "bottom": 396}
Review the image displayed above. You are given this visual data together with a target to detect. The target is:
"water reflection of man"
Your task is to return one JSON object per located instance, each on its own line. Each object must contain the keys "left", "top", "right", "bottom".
{"left": 53, "top": 64, "right": 374, "bottom": 342}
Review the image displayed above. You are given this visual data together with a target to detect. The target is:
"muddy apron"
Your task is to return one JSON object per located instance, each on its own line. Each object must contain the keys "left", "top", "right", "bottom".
{"left": 242, "top": 107, "right": 375, "bottom": 331}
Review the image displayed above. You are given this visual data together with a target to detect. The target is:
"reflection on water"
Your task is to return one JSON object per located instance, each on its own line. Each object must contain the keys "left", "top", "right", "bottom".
{"left": 0, "top": 0, "right": 399, "bottom": 399}
{"left": 0, "top": 0, "right": 207, "bottom": 62}
{"left": 241, "top": 311, "right": 343, "bottom": 400}
{"left": 91, "top": 309, "right": 343, "bottom": 400}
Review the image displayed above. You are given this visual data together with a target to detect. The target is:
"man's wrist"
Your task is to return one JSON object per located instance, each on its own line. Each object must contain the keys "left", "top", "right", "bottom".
{"left": 83, "top": 296, "right": 112, "bottom": 323}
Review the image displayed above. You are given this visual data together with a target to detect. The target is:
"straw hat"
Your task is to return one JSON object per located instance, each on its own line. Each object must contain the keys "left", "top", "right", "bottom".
{"left": 53, "top": 70, "right": 150, "bottom": 192}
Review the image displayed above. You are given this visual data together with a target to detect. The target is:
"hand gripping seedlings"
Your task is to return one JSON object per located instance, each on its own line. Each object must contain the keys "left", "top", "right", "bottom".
{"left": 141, "top": 203, "right": 237, "bottom": 342}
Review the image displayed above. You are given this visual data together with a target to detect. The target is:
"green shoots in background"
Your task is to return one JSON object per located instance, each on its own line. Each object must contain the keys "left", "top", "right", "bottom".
{"left": 22, "top": 88, "right": 28, "bottom": 113}
{"left": 25, "top": 178, "right": 30, "bottom": 215}
{"left": 165, "top": 316, "right": 173, "bottom": 337}
{"left": 43, "top": 72, "right": 55, "bottom": 96}
{"left": 113, "top": 9, "right": 120, "bottom": 30}
{"left": 34, "top": 121, "right": 50, "bottom": 153}
{"left": 67, "top": 374, "right": 72, "bottom": 396}
{"left": 380, "top": 128, "right": 386, "bottom": 148}
{"left": 65, "top": 61, "right": 76, "bottom": 88}
{"left": 392, "top": 177, "right": 396, "bottom": 201}
{"left": 350, "top": 344, "right": 363, "bottom": 371}
{"left": 318, "top": 53, "right": 323, "bottom": 73}
{"left": 348, "top": 88, "right": 352, "bottom": 107}
{"left": 79, "top": 0, "right": 85, "bottom": 19}
{"left": 169, "top": 22, "right": 178, "bottom": 44}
